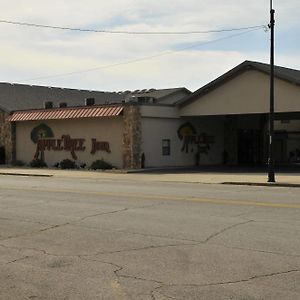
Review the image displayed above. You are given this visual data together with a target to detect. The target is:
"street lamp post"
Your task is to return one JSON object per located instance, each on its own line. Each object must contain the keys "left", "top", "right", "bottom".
{"left": 268, "top": 0, "right": 275, "bottom": 182}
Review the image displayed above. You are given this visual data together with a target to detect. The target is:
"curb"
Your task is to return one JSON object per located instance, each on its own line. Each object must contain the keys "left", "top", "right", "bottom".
{"left": 0, "top": 172, "right": 53, "bottom": 178}
{"left": 222, "top": 182, "right": 300, "bottom": 188}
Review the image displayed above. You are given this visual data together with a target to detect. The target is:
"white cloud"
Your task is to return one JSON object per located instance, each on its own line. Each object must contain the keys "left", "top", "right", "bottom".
{"left": 0, "top": 0, "right": 299, "bottom": 92}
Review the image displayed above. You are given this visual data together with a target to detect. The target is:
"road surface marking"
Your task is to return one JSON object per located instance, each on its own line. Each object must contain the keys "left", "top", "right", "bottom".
{"left": 1, "top": 185, "right": 300, "bottom": 209}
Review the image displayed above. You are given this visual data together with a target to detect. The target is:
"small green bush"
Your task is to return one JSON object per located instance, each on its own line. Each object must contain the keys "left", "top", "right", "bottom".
{"left": 53, "top": 162, "right": 60, "bottom": 168}
{"left": 30, "top": 159, "right": 47, "bottom": 168}
{"left": 90, "top": 159, "right": 113, "bottom": 170}
{"left": 59, "top": 159, "right": 77, "bottom": 169}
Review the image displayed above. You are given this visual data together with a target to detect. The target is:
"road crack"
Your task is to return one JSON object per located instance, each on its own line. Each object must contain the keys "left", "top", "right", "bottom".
{"left": 74, "top": 207, "right": 129, "bottom": 223}
{"left": 0, "top": 207, "right": 129, "bottom": 242}
{"left": 148, "top": 268, "right": 300, "bottom": 298}
{"left": 163, "top": 269, "right": 300, "bottom": 288}
{"left": 209, "top": 243, "right": 300, "bottom": 258}
{"left": 5, "top": 255, "right": 32, "bottom": 265}
{"left": 203, "top": 220, "right": 253, "bottom": 243}
{"left": 0, "top": 216, "right": 51, "bottom": 226}
{"left": 0, "top": 204, "right": 161, "bottom": 242}
{"left": 117, "top": 273, "right": 163, "bottom": 285}
{"left": 0, "top": 222, "right": 71, "bottom": 241}
{"left": 94, "top": 241, "right": 198, "bottom": 256}
{"left": 111, "top": 229, "right": 200, "bottom": 243}
{"left": 70, "top": 220, "right": 256, "bottom": 256}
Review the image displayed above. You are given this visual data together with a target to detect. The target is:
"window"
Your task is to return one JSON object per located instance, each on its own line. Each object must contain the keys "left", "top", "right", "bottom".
{"left": 162, "top": 139, "right": 171, "bottom": 156}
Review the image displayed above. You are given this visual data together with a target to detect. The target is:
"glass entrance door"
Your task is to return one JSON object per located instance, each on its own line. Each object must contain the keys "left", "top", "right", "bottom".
{"left": 0, "top": 147, "right": 5, "bottom": 164}
{"left": 238, "top": 130, "right": 261, "bottom": 164}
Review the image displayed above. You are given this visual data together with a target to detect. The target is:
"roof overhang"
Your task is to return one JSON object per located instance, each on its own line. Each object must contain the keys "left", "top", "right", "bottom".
{"left": 179, "top": 68, "right": 300, "bottom": 117}
{"left": 7, "top": 104, "right": 124, "bottom": 122}
{"left": 178, "top": 60, "right": 300, "bottom": 108}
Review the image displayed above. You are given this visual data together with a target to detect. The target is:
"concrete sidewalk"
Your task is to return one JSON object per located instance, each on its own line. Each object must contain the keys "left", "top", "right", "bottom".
{"left": 0, "top": 166, "right": 300, "bottom": 187}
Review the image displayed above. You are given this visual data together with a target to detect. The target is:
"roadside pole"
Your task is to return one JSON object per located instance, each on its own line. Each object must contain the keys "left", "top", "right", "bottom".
{"left": 268, "top": 0, "right": 275, "bottom": 183}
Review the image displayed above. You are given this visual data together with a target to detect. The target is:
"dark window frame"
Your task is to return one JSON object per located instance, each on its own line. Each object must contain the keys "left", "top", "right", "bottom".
{"left": 162, "top": 139, "right": 171, "bottom": 156}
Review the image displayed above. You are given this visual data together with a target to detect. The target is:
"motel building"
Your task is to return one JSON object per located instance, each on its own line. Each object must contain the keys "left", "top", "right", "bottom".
{"left": 1, "top": 60, "right": 300, "bottom": 169}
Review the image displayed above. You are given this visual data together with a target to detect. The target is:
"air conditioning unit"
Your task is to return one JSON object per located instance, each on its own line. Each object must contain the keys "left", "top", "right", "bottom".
{"left": 44, "top": 101, "right": 53, "bottom": 109}
{"left": 59, "top": 102, "right": 67, "bottom": 108}
{"left": 85, "top": 98, "right": 95, "bottom": 106}
{"left": 125, "top": 96, "right": 138, "bottom": 103}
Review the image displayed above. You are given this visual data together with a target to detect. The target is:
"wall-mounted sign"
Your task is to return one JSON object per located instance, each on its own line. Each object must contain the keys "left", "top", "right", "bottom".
{"left": 177, "top": 122, "right": 215, "bottom": 153}
{"left": 31, "top": 125, "right": 111, "bottom": 161}
{"left": 91, "top": 139, "right": 111, "bottom": 154}
{"left": 34, "top": 135, "right": 86, "bottom": 160}
{"left": 31, "top": 124, "right": 54, "bottom": 143}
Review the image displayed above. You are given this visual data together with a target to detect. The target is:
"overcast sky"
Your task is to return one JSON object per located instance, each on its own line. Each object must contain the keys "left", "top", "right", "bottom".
{"left": 0, "top": 1, "right": 299, "bottom": 92}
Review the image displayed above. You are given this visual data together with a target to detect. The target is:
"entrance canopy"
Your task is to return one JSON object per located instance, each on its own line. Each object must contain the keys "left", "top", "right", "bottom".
{"left": 179, "top": 61, "right": 300, "bottom": 116}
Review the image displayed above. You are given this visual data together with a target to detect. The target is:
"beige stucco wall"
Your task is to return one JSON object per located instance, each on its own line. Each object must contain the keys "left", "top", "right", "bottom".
{"left": 140, "top": 105, "right": 179, "bottom": 118}
{"left": 180, "top": 70, "right": 300, "bottom": 116}
{"left": 141, "top": 116, "right": 224, "bottom": 167}
{"left": 15, "top": 117, "right": 124, "bottom": 168}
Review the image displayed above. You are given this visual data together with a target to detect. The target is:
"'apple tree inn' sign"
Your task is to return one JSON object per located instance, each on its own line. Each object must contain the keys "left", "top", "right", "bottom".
{"left": 177, "top": 122, "right": 215, "bottom": 154}
{"left": 31, "top": 124, "right": 111, "bottom": 161}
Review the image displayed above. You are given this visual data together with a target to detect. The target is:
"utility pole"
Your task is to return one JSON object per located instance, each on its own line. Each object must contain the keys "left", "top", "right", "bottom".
{"left": 268, "top": 0, "right": 275, "bottom": 182}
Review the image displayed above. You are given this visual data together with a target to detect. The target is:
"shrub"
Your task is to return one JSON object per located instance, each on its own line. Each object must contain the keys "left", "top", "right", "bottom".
{"left": 59, "top": 159, "right": 77, "bottom": 169}
{"left": 53, "top": 162, "right": 60, "bottom": 168}
{"left": 30, "top": 159, "right": 47, "bottom": 168}
{"left": 12, "top": 160, "right": 25, "bottom": 167}
{"left": 90, "top": 159, "right": 113, "bottom": 170}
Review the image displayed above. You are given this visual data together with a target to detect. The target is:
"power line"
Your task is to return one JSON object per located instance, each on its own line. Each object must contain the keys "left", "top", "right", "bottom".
{"left": 21, "top": 27, "right": 264, "bottom": 82}
{"left": 0, "top": 19, "right": 265, "bottom": 35}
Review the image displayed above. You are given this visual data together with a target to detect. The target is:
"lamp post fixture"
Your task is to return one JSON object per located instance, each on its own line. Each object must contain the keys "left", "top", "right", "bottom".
{"left": 267, "top": 0, "right": 275, "bottom": 182}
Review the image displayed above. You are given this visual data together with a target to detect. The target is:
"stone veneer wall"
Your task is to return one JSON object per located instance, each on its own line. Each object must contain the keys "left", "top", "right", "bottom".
{"left": 0, "top": 111, "right": 15, "bottom": 164}
{"left": 123, "top": 105, "right": 142, "bottom": 169}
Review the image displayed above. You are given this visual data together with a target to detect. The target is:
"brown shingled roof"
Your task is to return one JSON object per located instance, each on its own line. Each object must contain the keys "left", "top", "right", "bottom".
{"left": 0, "top": 83, "right": 189, "bottom": 112}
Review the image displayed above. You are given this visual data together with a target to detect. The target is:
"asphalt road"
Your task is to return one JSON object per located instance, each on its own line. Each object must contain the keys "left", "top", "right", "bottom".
{"left": 0, "top": 175, "right": 299, "bottom": 300}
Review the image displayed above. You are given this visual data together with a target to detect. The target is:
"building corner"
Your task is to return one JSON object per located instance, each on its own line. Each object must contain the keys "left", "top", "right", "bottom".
{"left": 122, "top": 104, "right": 142, "bottom": 169}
